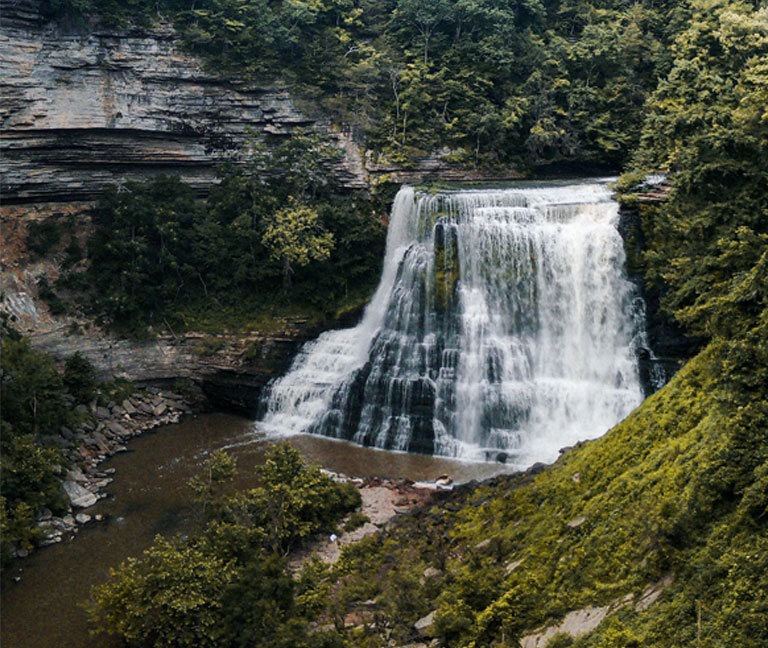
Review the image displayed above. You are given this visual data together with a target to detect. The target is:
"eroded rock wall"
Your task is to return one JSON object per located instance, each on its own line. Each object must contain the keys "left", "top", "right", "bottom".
{"left": 0, "top": 0, "right": 366, "bottom": 206}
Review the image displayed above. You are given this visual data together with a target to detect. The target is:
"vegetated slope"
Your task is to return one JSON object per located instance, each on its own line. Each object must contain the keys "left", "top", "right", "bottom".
{"left": 53, "top": 1, "right": 768, "bottom": 646}
{"left": 327, "top": 338, "right": 767, "bottom": 647}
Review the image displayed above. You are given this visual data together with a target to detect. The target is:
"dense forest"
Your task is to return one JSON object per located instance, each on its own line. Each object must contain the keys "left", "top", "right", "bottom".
{"left": 45, "top": 131, "right": 387, "bottom": 335}
{"left": 3, "top": 0, "right": 767, "bottom": 646}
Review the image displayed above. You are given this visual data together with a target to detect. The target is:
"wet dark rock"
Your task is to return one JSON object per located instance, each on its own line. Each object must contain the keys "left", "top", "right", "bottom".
{"left": 618, "top": 202, "right": 705, "bottom": 389}
{"left": 526, "top": 462, "right": 548, "bottom": 475}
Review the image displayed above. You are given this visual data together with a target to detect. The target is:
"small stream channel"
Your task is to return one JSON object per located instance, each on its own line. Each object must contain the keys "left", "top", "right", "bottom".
{"left": 1, "top": 412, "right": 511, "bottom": 648}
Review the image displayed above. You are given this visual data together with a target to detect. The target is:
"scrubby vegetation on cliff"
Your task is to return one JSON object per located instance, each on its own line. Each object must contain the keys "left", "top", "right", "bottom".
{"left": 0, "top": 324, "right": 99, "bottom": 561}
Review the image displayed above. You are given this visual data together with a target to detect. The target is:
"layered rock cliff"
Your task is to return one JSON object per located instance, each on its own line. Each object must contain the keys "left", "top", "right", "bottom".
{"left": 0, "top": 0, "right": 367, "bottom": 206}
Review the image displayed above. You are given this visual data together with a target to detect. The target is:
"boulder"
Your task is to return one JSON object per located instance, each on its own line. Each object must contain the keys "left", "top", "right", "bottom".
{"left": 105, "top": 420, "right": 129, "bottom": 437}
{"left": 566, "top": 516, "right": 587, "bottom": 530}
{"left": 75, "top": 513, "right": 92, "bottom": 524}
{"left": 423, "top": 566, "right": 442, "bottom": 580}
{"left": 505, "top": 558, "right": 524, "bottom": 574}
{"left": 62, "top": 480, "right": 98, "bottom": 508}
{"left": 414, "top": 611, "right": 436, "bottom": 637}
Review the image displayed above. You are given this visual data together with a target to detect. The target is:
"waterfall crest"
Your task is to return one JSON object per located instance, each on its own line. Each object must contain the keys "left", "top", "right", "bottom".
{"left": 257, "top": 181, "right": 647, "bottom": 467}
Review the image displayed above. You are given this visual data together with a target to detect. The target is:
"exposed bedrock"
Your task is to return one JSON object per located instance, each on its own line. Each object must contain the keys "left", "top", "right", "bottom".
{"left": 0, "top": 0, "right": 367, "bottom": 205}
{"left": 0, "top": 0, "right": 523, "bottom": 207}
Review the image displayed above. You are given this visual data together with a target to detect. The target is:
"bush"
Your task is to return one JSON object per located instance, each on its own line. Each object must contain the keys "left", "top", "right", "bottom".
{"left": 89, "top": 444, "right": 361, "bottom": 646}
{"left": 343, "top": 511, "right": 369, "bottom": 533}
{"left": 26, "top": 219, "right": 61, "bottom": 258}
{"left": 63, "top": 352, "right": 97, "bottom": 403}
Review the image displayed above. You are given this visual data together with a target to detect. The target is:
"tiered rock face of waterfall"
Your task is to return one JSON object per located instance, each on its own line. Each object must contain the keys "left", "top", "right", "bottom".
{"left": 258, "top": 182, "right": 649, "bottom": 467}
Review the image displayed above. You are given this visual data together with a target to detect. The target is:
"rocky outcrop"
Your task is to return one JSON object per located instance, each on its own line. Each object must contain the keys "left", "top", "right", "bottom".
{"left": 519, "top": 575, "right": 674, "bottom": 648}
{"left": 0, "top": 0, "right": 366, "bottom": 206}
{"left": 7, "top": 387, "right": 193, "bottom": 558}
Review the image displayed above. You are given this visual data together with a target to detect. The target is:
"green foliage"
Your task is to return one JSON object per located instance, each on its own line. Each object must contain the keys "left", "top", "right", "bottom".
{"left": 193, "top": 336, "right": 226, "bottom": 357}
{"left": 317, "top": 338, "right": 767, "bottom": 647}
{"left": 26, "top": 219, "right": 62, "bottom": 258}
{"left": 88, "top": 535, "right": 239, "bottom": 647}
{"left": 343, "top": 511, "right": 369, "bottom": 532}
{"left": 44, "top": 0, "right": 686, "bottom": 171}
{"left": 262, "top": 201, "right": 334, "bottom": 290}
{"left": 62, "top": 131, "right": 385, "bottom": 335}
{"left": 0, "top": 336, "right": 73, "bottom": 560}
{"left": 621, "top": 1, "right": 768, "bottom": 341}
{"left": 62, "top": 351, "right": 97, "bottom": 403}
{"left": 188, "top": 449, "right": 237, "bottom": 520}
{"left": 1, "top": 336, "right": 69, "bottom": 436}
{"left": 89, "top": 445, "right": 360, "bottom": 646}
{"left": 246, "top": 444, "right": 362, "bottom": 554}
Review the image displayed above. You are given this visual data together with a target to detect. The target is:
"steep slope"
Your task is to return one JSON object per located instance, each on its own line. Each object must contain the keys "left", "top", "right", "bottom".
{"left": 327, "top": 334, "right": 767, "bottom": 647}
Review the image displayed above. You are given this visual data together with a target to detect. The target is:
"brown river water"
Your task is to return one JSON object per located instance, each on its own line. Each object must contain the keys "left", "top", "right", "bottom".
{"left": 1, "top": 412, "right": 511, "bottom": 648}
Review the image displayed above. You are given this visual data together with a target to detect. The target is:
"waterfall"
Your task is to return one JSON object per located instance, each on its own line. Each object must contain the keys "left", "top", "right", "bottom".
{"left": 257, "top": 180, "right": 648, "bottom": 468}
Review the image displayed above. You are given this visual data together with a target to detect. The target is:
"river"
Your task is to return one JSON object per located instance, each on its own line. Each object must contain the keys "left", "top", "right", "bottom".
{"left": 1, "top": 412, "right": 510, "bottom": 648}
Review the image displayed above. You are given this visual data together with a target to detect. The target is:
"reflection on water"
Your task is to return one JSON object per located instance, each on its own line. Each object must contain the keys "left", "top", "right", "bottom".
{"left": 1, "top": 413, "right": 513, "bottom": 648}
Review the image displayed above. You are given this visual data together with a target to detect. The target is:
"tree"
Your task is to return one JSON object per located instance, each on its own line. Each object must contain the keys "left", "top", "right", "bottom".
{"left": 626, "top": 0, "right": 768, "bottom": 340}
{"left": 88, "top": 536, "right": 238, "bottom": 648}
{"left": 63, "top": 352, "right": 97, "bottom": 404}
{"left": 261, "top": 202, "right": 334, "bottom": 291}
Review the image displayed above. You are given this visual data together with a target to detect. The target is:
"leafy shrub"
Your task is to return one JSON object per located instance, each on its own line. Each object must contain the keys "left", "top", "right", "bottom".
{"left": 88, "top": 536, "right": 239, "bottom": 648}
{"left": 89, "top": 444, "right": 360, "bottom": 646}
{"left": 63, "top": 132, "right": 385, "bottom": 336}
{"left": 343, "top": 511, "right": 369, "bottom": 533}
{"left": 26, "top": 219, "right": 61, "bottom": 258}
{"left": 193, "top": 336, "right": 226, "bottom": 357}
{"left": 63, "top": 352, "right": 97, "bottom": 403}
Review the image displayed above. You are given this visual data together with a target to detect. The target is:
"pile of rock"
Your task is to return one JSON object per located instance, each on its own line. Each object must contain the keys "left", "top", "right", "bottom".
{"left": 32, "top": 507, "right": 105, "bottom": 549}
{"left": 22, "top": 388, "right": 193, "bottom": 555}
{"left": 61, "top": 387, "right": 192, "bottom": 473}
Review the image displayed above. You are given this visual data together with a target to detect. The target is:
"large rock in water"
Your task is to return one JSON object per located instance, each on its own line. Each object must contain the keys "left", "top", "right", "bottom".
{"left": 62, "top": 480, "right": 97, "bottom": 508}
{"left": 0, "top": 0, "right": 366, "bottom": 206}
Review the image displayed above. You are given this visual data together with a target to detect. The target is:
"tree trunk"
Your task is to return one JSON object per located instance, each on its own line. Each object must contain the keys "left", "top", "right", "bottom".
{"left": 283, "top": 256, "right": 293, "bottom": 291}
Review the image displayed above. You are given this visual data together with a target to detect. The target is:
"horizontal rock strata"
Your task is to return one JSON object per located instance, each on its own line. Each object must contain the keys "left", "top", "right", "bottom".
{"left": 0, "top": 0, "right": 365, "bottom": 206}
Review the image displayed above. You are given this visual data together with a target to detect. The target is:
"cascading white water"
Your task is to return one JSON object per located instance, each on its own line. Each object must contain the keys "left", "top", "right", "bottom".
{"left": 257, "top": 180, "right": 648, "bottom": 468}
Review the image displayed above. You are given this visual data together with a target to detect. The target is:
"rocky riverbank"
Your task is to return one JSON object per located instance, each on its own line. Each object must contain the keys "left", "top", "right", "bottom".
{"left": 8, "top": 387, "right": 195, "bottom": 560}
{"left": 289, "top": 475, "right": 438, "bottom": 570}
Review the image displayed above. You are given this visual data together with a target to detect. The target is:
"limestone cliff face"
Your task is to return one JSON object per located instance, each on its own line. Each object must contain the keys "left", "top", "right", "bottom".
{"left": 0, "top": 0, "right": 366, "bottom": 205}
